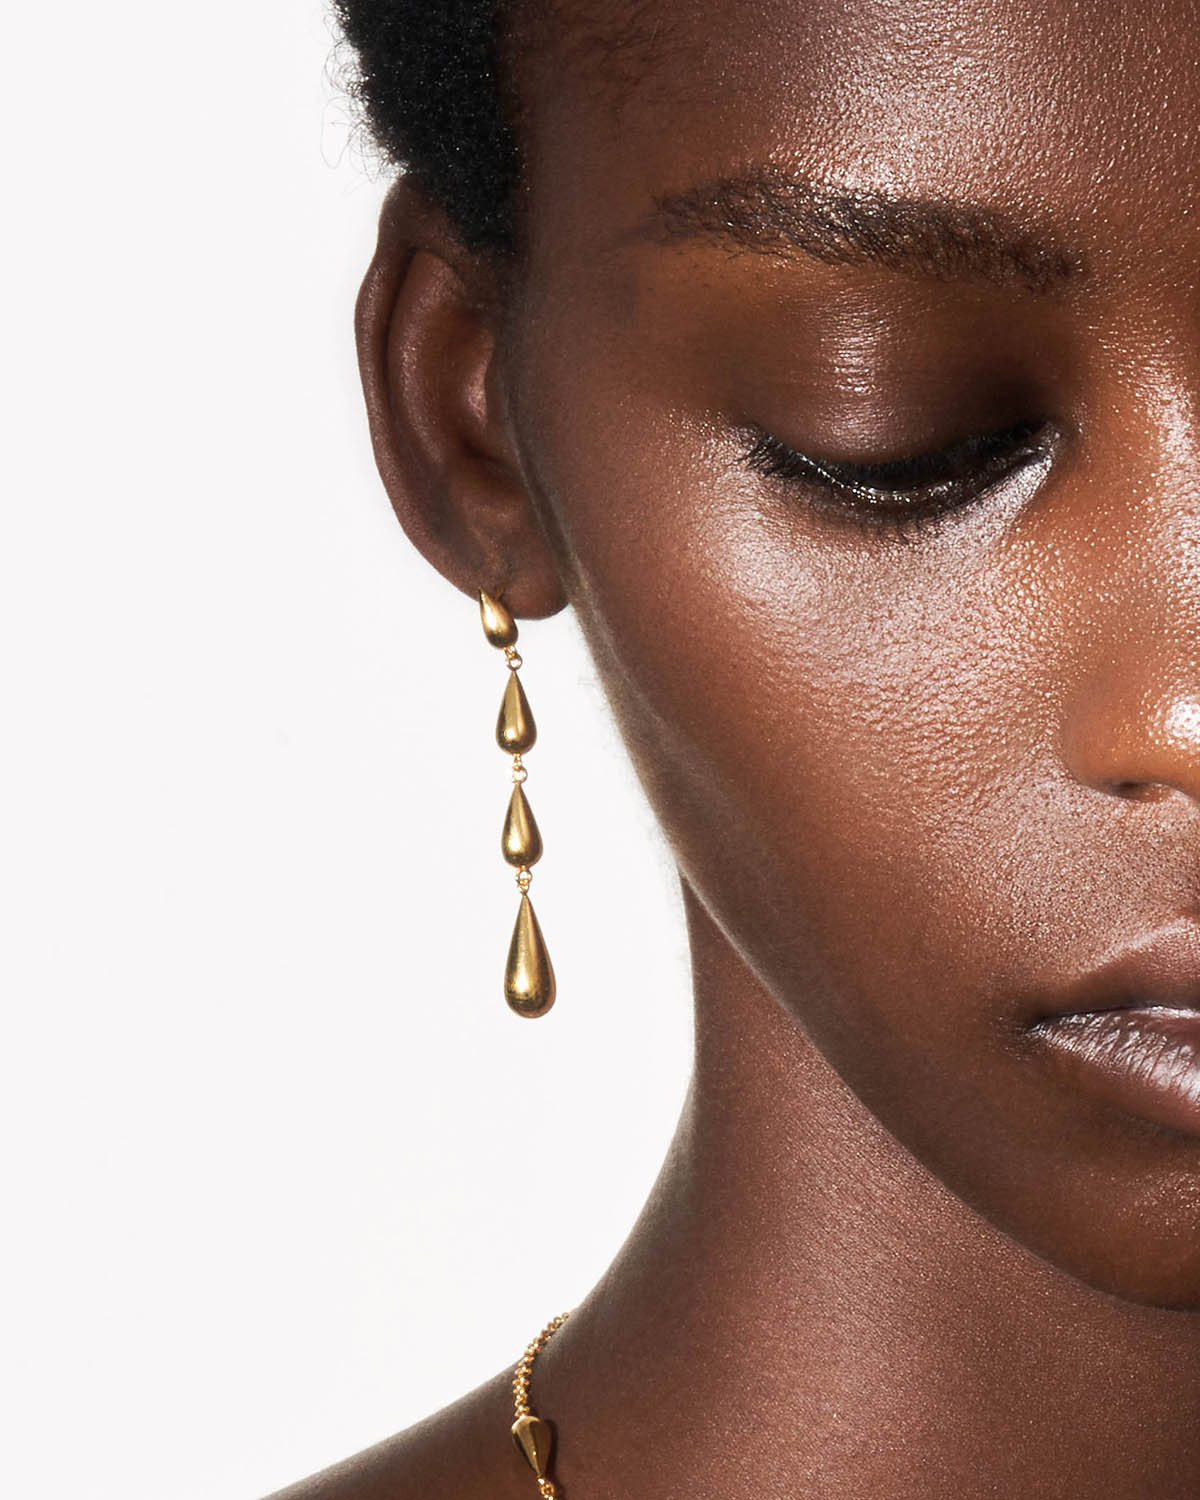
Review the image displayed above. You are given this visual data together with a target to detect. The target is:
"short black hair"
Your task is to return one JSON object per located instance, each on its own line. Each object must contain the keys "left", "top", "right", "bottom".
{"left": 334, "top": 2, "right": 523, "bottom": 261}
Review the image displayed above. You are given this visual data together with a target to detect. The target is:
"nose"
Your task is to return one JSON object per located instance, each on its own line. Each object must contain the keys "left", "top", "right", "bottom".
{"left": 1055, "top": 339, "right": 1200, "bottom": 808}
{"left": 1060, "top": 517, "right": 1200, "bottom": 807}
{"left": 1063, "top": 680, "right": 1200, "bottom": 804}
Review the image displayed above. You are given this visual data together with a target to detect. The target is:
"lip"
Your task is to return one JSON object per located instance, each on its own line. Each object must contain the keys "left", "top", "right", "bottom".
{"left": 1026, "top": 920, "right": 1200, "bottom": 1138}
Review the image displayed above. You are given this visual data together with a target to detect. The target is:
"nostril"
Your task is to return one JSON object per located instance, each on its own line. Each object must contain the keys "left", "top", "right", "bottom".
{"left": 1111, "top": 781, "right": 1175, "bottom": 802}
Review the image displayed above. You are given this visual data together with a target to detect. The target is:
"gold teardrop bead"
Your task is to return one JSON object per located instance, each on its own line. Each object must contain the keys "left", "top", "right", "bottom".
{"left": 501, "top": 782, "right": 543, "bottom": 867}
{"left": 511, "top": 1414, "right": 554, "bottom": 1477}
{"left": 505, "top": 892, "right": 556, "bottom": 1018}
{"left": 496, "top": 671, "right": 537, "bottom": 753}
{"left": 479, "top": 588, "right": 518, "bottom": 648}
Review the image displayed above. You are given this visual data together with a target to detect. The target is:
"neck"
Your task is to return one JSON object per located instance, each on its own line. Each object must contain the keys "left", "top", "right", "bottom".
{"left": 537, "top": 877, "right": 1200, "bottom": 1499}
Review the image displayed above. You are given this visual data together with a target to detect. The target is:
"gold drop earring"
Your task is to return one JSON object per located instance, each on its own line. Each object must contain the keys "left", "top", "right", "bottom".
{"left": 479, "top": 588, "right": 556, "bottom": 1018}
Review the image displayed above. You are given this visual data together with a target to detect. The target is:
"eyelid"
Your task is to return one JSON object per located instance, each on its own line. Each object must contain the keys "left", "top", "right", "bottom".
{"left": 741, "top": 416, "right": 1053, "bottom": 503}
{"left": 770, "top": 417, "right": 1047, "bottom": 489}
{"left": 737, "top": 415, "right": 1058, "bottom": 543}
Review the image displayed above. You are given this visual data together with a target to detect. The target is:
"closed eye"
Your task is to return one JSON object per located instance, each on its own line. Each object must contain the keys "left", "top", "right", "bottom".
{"left": 739, "top": 415, "right": 1055, "bottom": 541}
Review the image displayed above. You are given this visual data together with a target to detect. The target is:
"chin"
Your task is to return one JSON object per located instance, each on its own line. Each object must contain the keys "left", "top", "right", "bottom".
{"left": 1056, "top": 1247, "right": 1200, "bottom": 1312}
{"left": 990, "top": 1176, "right": 1200, "bottom": 1308}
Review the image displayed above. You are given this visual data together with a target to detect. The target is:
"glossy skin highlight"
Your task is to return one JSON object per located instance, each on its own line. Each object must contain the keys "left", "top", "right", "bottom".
{"left": 272, "top": 1, "right": 1200, "bottom": 1495}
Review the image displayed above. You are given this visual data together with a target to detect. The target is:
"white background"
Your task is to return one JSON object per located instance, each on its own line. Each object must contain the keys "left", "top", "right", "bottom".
{"left": 1, "top": 5, "right": 693, "bottom": 1495}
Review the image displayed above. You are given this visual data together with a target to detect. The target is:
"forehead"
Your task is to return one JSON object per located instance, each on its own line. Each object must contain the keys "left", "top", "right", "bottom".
{"left": 512, "top": 0, "right": 684, "bottom": 96}
{"left": 513, "top": 0, "right": 1200, "bottom": 279}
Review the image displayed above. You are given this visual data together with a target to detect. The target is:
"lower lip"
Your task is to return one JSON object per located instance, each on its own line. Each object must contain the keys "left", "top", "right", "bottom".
{"left": 1027, "top": 1007, "right": 1200, "bottom": 1138}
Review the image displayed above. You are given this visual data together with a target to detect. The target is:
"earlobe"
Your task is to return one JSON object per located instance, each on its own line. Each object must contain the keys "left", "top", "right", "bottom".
{"left": 354, "top": 179, "right": 568, "bottom": 621}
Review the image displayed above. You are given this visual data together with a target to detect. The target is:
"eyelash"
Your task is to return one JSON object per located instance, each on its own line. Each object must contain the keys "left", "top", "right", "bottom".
{"left": 739, "top": 415, "right": 1053, "bottom": 542}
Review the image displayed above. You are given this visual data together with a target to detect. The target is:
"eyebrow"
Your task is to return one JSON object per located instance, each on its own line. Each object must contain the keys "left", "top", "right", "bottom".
{"left": 616, "top": 166, "right": 1088, "bottom": 295}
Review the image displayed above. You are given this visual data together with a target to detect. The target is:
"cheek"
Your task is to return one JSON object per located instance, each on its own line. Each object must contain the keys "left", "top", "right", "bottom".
{"left": 513, "top": 325, "right": 1041, "bottom": 1071}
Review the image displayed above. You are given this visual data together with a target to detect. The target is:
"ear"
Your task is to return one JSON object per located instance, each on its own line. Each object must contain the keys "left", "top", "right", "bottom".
{"left": 354, "top": 177, "right": 568, "bottom": 620}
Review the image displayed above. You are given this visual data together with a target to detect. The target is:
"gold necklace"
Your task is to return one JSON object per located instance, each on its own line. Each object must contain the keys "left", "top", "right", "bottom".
{"left": 511, "top": 1311, "right": 571, "bottom": 1497}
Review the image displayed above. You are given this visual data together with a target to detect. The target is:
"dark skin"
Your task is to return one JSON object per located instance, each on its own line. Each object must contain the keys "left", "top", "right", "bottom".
{"left": 270, "top": 0, "right": 1200, "bottom": 1495}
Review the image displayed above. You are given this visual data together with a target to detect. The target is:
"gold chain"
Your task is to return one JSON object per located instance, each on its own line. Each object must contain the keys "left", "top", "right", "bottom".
{"left": 511, "top": 1310, "right": 571, "bottom": 1497}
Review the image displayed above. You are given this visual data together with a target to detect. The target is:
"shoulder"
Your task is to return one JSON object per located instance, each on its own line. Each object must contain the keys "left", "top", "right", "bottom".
{"left": 261, "top": 1364, "right": 533, "bottom": 1500}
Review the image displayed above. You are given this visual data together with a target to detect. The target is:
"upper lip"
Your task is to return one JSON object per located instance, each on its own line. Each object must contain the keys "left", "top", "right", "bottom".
{"left": 1031, "top": 918, "right": 1200, "bottom": 1023}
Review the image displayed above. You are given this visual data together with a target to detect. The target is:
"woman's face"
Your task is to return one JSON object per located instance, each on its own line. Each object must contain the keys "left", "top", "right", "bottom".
{"left": 490, "top": 0, "right": 1200, "bottom": 1305}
